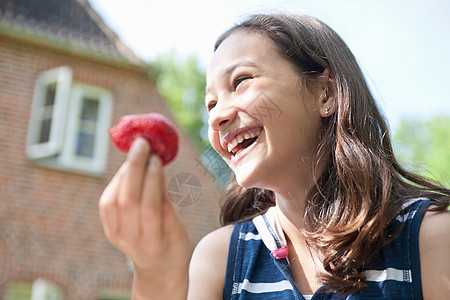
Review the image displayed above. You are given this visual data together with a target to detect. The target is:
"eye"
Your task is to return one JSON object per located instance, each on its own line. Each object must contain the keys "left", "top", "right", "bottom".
{"left": 232, "top": 75, "right": 251, "bottom": 90}
{"left": 206, "top": 101, "right": 217, "bottom": 112}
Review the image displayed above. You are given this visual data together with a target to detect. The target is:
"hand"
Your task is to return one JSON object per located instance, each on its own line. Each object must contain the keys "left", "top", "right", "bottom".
{"left": 99, "top": 138, "right": 192, "bottom": 299}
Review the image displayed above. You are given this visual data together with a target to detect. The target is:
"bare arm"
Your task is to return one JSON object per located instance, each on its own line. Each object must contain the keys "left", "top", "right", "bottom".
{"left": 419, "top": 208, "right": 450, "bottom": 299}
{"left": 188, "top": 225, "right": 234, "bottom": 300}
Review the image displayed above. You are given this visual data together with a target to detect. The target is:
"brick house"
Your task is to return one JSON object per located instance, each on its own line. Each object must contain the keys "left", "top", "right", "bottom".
{"left": 0, "top": 0, "right": 223, "bottom": 298}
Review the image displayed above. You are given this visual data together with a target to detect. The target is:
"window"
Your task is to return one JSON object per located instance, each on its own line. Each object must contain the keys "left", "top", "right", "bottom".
{"left": 26, "top": 66, "right": 112, "bottom": 176}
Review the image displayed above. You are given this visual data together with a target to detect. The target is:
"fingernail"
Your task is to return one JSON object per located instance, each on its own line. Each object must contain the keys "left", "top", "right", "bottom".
{"left": 130, "top": 137, "right": 149, "bottom": 154}
{"left": 149, "top": 154, "right": 161, "bottom": 170}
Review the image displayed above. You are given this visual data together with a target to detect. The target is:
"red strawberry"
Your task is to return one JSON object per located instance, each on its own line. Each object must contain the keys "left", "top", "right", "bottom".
{"left": 109, "top": 113, "right": 179, "bottom": 166}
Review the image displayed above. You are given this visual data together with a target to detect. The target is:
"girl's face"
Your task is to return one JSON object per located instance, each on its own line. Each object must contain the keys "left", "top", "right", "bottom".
{"left": 205, "top": 31, "right": 324, "bottom": 191}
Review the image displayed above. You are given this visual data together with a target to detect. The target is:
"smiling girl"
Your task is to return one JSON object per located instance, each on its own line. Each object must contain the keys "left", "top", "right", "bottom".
{"left": 99, "top": 14, "right": 450, "bottom": 299}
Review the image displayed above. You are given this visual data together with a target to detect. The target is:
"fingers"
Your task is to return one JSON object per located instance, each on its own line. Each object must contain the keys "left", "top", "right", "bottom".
{"left": 99, "top": 160, "right": 126, "bottom": 240}
{"left": 100, "top": 136, "right": 179, "bottom": 260}
{"left": 140, "top": 154, "right": 164, "bottom": 238}
{"left": 117, "top": 138, "right": 151, "bottom": 239}
{"left": 99, "top": 137, "right": 192, "bottom": 280}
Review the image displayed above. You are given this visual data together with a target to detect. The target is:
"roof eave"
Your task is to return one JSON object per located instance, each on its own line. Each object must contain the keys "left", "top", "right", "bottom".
{"left": 0, "top": 26, "right": 150, "bottom": 73}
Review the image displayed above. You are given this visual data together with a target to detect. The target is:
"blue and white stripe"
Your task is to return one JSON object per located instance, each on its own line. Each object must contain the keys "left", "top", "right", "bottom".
{"left": 224, "top": 199, "right": 432, "bottom": 299}
{"left": 233, "top": 279, "right": 293, "bottom": 295}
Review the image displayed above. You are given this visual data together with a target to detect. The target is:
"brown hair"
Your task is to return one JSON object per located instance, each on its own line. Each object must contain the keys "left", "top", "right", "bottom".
{"left": 216, "top": 14, "right": 450, "bottom": 294}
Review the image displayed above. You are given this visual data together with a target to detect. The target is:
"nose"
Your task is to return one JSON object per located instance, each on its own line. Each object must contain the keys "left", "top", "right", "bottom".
{"left": 208, "top": 102, "right": 236, "bottom": 131}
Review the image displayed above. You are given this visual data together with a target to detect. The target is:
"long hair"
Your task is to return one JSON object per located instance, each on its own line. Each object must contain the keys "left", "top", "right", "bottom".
{"left": 216, "top": 14, "right": 450, "bottom": 294}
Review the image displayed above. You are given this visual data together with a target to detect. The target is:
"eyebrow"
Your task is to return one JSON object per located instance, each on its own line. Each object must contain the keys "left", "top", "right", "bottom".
{"left": 205, "top": 60, "right": 259, "bottom": 95}
{"left": 225, "top": 60, "right": 259, "bottom": 74}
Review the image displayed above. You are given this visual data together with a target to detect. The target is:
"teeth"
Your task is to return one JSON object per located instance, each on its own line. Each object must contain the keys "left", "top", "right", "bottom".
{"left": 228, "top": 139, "right": 238, "bottom": 152}
{"left": 226, "top": 129, "right": 261, "bottom": 153}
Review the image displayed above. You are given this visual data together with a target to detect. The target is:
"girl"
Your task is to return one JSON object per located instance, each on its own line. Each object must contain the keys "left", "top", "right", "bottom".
{"left": 99, "top": 14, "right": 450, "bottom": 299}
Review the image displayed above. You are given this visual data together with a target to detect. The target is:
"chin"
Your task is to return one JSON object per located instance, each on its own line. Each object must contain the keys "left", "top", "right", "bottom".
{"left": 234, "top": 176, "right": 251, "bottom": 189}
{"left": 233, "top": 170, "right": 251, "bottom": 188}
{"left": 233, "top": 168, "right": 264, "bottom": 190}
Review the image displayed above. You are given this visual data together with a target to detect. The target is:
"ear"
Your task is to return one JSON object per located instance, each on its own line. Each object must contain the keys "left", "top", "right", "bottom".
{"left": 317, "top": 68, "right": 337, "bottom": 117}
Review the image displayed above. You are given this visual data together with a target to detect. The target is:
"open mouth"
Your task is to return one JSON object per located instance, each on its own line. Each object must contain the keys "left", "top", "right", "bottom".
{"left": 227, "top": 129, "right": 262, "bottom": 158}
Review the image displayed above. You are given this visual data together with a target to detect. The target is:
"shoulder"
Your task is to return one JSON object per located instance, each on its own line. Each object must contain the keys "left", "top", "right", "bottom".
{"left": 419, "top": 206, "right": 450, "bottom": 299}
{"left": 187, "top": 224, "right": 234, "bottom": 300}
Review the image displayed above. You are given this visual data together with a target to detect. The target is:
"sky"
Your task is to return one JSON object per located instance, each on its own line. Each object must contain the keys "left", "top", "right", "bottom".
{"left": 89, "top": 0, "right": 450, "bottom": 131}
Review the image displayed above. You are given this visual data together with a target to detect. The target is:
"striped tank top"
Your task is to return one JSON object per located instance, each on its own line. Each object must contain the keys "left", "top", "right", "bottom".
{"left": 223, "top": 198, "right": 432, "bottom": 299}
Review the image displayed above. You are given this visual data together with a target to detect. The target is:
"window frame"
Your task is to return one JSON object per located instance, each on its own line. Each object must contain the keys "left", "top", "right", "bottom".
{"left": 59, "top": 83, "right": 112, "bottom": 175}
{"left": 26, "top": 66, "right": 72, "bottom": 160}
{"left": 26, "top": 67, "right": 113, "bottom": 177}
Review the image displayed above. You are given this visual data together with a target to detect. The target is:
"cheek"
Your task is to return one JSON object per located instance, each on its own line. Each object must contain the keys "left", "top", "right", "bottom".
{"left": 208, "top": 127, "right": 221, "bottom": 152}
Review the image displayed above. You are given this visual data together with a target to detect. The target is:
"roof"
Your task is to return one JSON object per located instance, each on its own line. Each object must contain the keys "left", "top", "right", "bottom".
{"left": 0, "top": 0, "right": 145, "bottom": 66}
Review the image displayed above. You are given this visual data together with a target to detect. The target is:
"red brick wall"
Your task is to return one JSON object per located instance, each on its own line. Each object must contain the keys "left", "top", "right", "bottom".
{"left": 0, "top": 35, "right": 223, "bottom": 299}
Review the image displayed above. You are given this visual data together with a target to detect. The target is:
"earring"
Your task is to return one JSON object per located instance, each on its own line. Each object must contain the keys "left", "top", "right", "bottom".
{"left": 324, "top": 106, "right": 330, "bottom": 115}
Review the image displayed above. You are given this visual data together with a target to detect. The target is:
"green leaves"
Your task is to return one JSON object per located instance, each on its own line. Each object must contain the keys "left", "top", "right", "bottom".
{"left": 150, "top": 49, "right": 208, "bottom": 150}
{"left": 393, "top": 115, "right": 450, "bottom": 187}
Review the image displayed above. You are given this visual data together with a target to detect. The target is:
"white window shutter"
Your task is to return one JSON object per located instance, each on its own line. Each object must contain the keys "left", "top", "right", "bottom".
{"left": 26, "top": 66, "right": 72, "bottom": 159}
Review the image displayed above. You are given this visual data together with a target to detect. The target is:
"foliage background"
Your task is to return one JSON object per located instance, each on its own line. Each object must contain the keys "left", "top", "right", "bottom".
{"left": 150, "top": 49, "right": 209, "bottom": 150}
{"left": 393, "top": 116, "right": 450, "bottom": 187}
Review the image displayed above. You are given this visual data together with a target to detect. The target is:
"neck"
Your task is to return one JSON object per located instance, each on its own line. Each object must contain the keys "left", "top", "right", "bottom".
{"left": 274, "top": 186, "right": 309, "bottom": 230}
{"left": 269, "top": 156, "right": 321, "bottom": 227}
{"left": 275, "top": 190, "right": 325, "bottom": 294}
{"left": 274, "top": 191, "right": 305, "bottom": 242}
{"left": 262, "top": 154, "right": 325, "bottom": 231}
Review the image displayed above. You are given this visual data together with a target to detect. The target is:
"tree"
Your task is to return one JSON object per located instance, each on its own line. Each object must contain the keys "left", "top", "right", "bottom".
{"left": 393, "top": 115, "right": 450, "bottom": 187}
{"left": 150, "top": 49, "right": 209, "bottom": 150}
